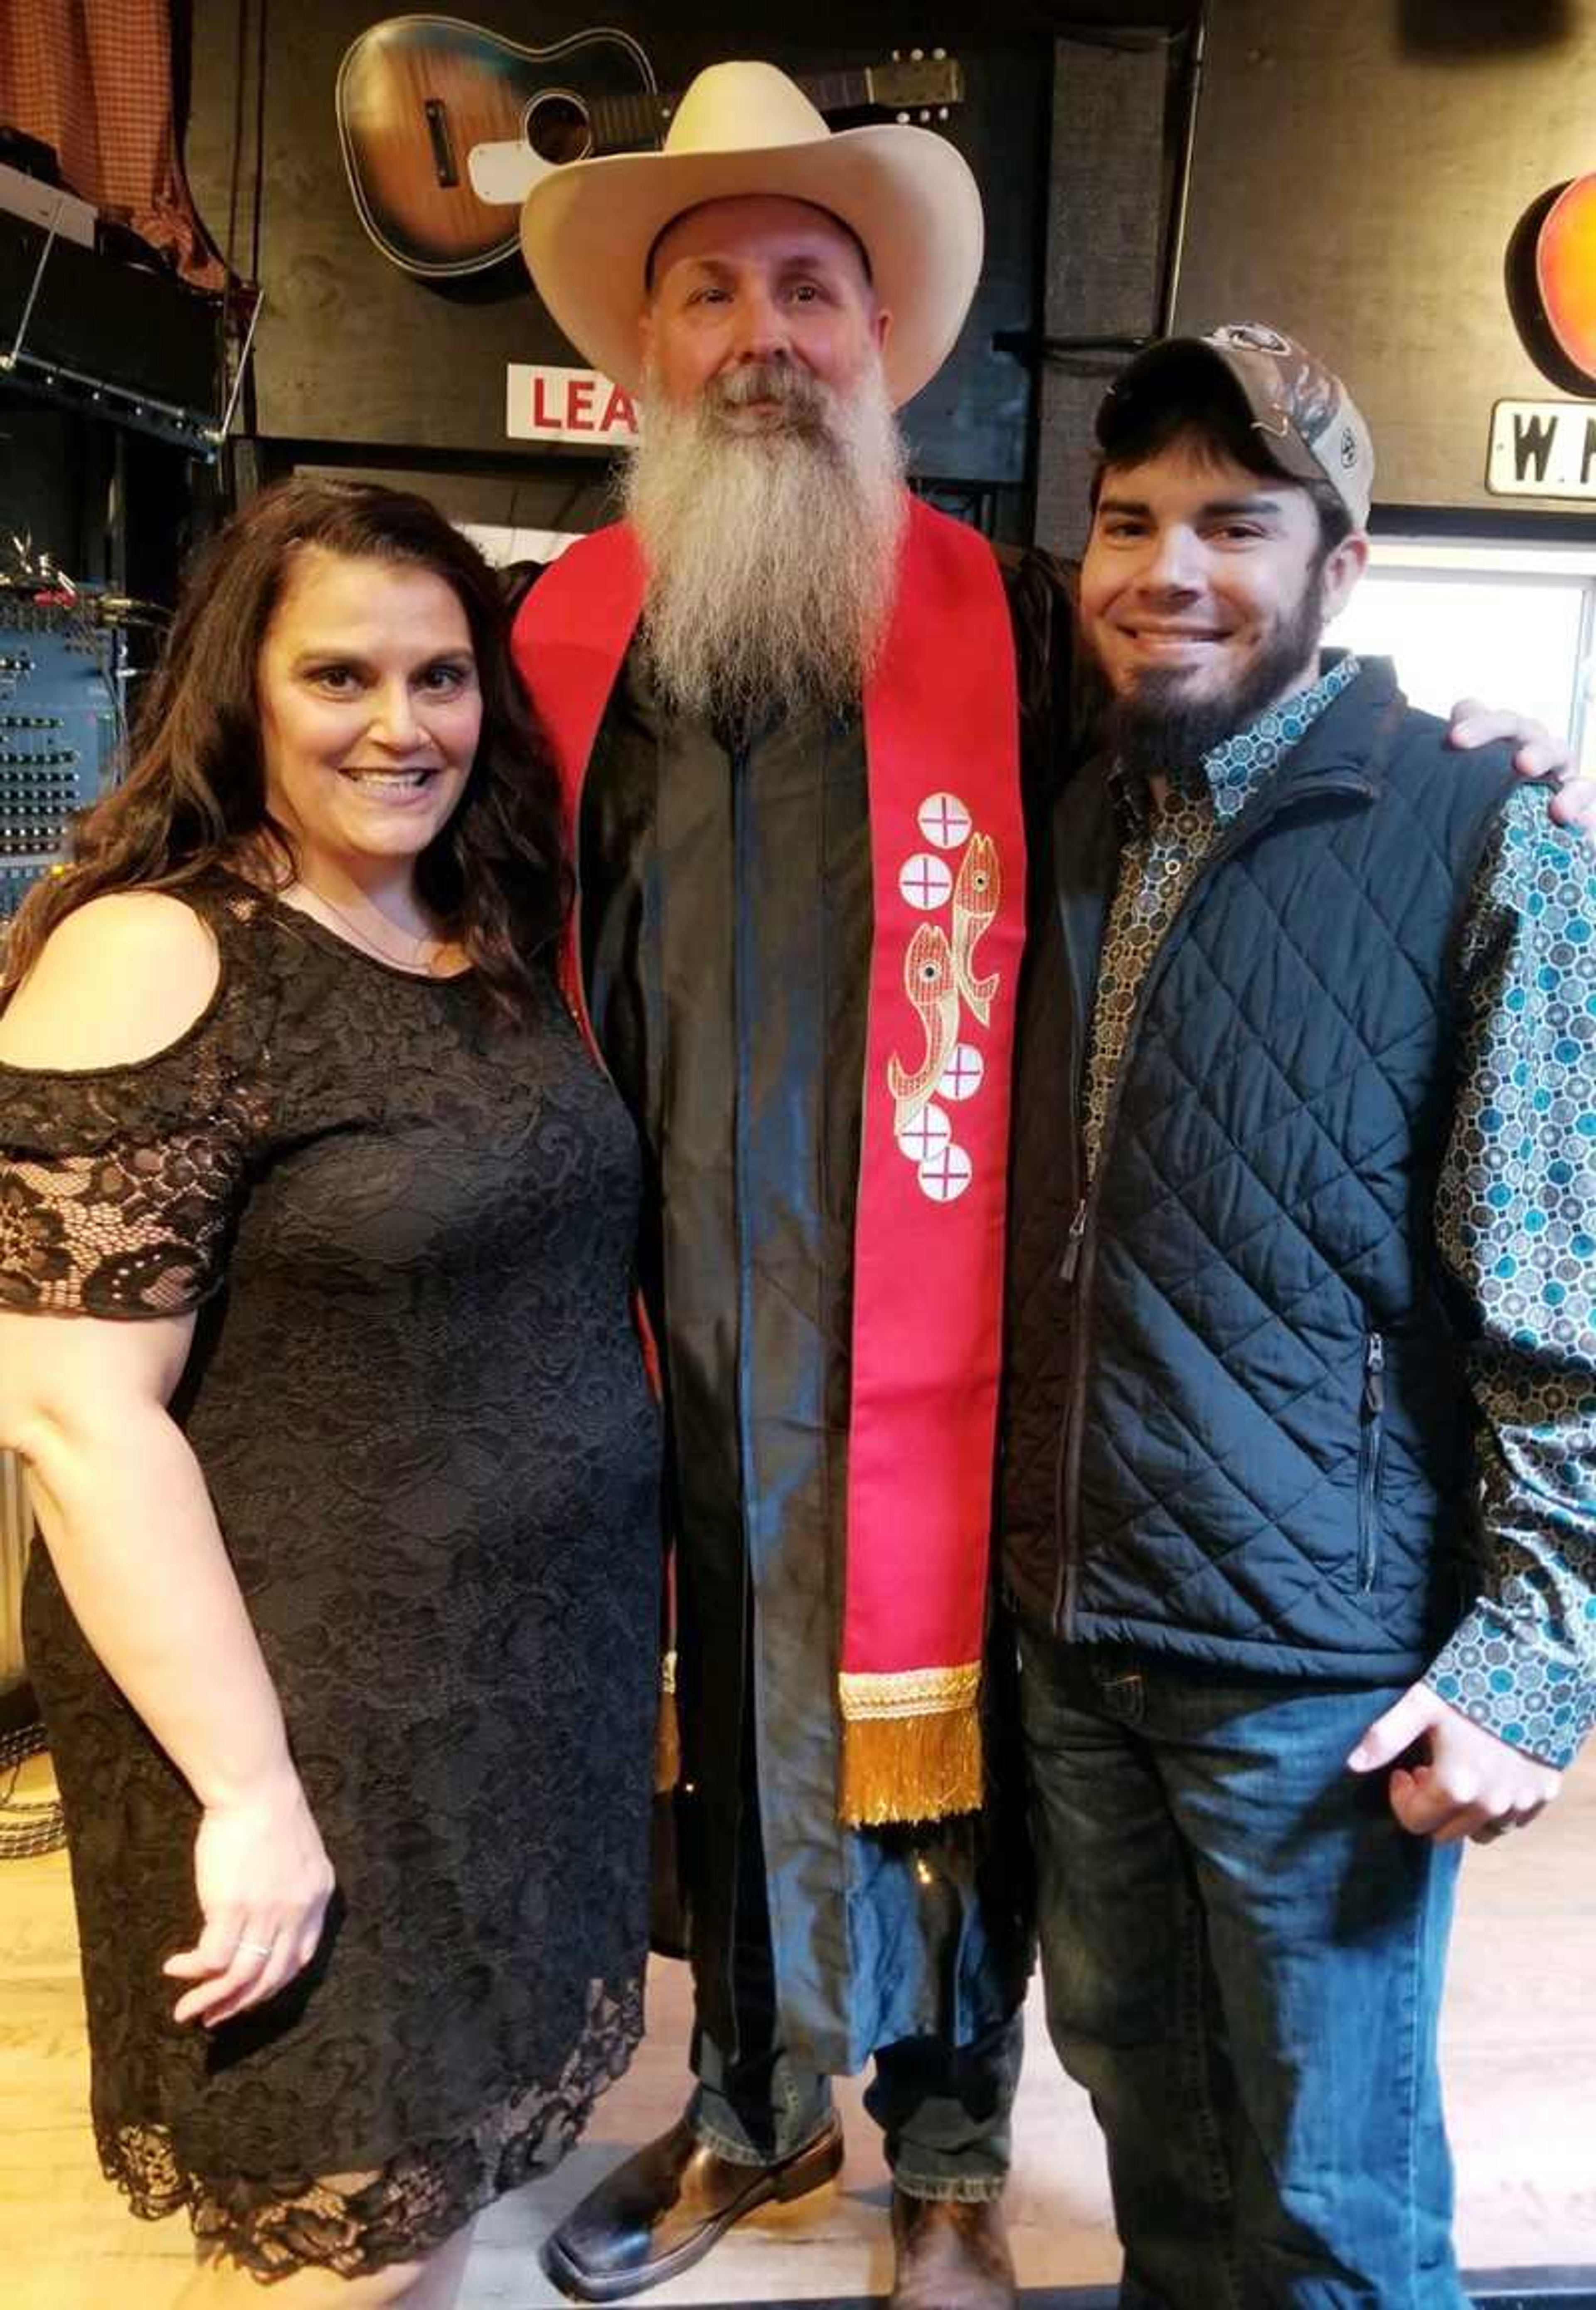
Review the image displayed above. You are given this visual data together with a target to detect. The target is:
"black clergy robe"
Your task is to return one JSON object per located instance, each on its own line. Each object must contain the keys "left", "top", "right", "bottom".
{"left": 574, "top": 548, "right": 1075, "bottom": 2072}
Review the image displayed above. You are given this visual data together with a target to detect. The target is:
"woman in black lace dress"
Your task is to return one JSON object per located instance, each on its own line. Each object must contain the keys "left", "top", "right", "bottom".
{"left": 0, "top": 482, "right": 661, "bottom": 2305}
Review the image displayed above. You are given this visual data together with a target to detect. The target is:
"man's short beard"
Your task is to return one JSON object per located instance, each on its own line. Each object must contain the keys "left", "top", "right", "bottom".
{"left": 1098, "top": 566, "right": 1329, "bottom": 783}
{"left": 621, "top": 353, "right": 908, "bottom": 724}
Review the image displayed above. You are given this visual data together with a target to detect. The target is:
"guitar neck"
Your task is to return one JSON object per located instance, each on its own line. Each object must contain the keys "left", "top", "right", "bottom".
{"left": 585, "top": 87, "right": 672, "bottom": 150}
{"left": 794, "top": 68, "right": 892, "bottom": 116}
{"left": 586, "top": 67, "right": 913, "bottom": 156}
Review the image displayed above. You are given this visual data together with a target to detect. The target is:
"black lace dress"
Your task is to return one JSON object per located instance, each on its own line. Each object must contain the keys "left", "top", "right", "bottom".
{"left": 0, "top": 877, "right": 661, "bottom": 2278}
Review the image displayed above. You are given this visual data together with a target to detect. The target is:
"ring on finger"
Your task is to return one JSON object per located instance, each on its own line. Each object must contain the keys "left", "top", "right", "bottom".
{"left": 236, "top": 1939, "right": 275, "bottom": 1958}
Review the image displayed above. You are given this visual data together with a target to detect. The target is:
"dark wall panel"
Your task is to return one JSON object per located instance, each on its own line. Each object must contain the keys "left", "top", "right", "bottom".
{"left": 0, "top": 405, "right": 82, "bottom": 569}
{"left": 0, "top": 400, "right": 196, "bottom": 605}
{"left": 1034, "top": 33, "right": 1171, "bottom": 557}
{"left": 1173, "top": 0, "right": 1596, "bottom": 516}
{"left": 183, "top": 4, "right": 1047, "bottom": 499}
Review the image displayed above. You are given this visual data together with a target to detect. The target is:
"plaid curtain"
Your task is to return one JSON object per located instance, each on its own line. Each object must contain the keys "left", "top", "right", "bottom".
{"left": 0, "top": 0, "right": 225, "bottom": 286}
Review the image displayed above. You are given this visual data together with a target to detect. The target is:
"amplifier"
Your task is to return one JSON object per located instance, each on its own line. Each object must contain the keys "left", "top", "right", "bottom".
{"left": 0, "top": 596, "right": 122, "bottom": 921}
{"left": 0, "top": 212, "right": 222, "bottom": 450}
{"left": 0, "top": 601, "right": 118, "bottom": 1683}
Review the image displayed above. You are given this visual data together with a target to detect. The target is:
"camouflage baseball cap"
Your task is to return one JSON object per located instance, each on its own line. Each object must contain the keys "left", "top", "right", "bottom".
{"left": 1096, "top": 321, "right": 1375, "bottom": 527}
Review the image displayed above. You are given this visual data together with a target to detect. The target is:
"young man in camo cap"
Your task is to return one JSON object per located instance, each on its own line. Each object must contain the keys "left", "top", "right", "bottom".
{"left": 1000, "top": 320, "right": 1596, "bottom": 2305}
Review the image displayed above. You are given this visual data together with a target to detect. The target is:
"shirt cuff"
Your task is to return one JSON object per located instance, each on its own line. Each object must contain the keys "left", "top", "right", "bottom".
{"left": 1426, "top": 1599, "right": 1596, "bottom": 1772}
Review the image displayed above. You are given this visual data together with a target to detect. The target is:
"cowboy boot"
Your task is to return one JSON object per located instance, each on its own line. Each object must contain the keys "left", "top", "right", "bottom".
{"left": 889, "top": 2188, "right": 1018, "bottom": 2310}
{"left": 543, "top": 2110, "right": 845, "bottom": 2303}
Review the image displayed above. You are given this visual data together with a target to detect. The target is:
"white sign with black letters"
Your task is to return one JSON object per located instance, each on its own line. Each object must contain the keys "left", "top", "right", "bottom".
{"left": 1487, "top": 399, "right": 1596, "bottom": 498}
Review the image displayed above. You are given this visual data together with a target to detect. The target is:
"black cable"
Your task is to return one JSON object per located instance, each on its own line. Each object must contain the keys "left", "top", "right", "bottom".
{"left": 223, "top": 0, "right": 249, "bottom": 287}
{"left": 250, "top": 0, "right": 268, "bottom": 292}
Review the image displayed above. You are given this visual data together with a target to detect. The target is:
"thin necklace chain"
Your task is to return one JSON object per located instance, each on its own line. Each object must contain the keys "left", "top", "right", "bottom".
{"left": 292, "top": 880, "right": 443, "bottom": 974}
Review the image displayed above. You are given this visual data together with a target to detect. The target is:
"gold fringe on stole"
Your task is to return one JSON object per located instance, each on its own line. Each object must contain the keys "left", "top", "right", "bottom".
{"left": 837, "top": 1662, "right": 983, "bottom": 1826}
{"left": 653, "top": 1648, "right": 680, "bottom": 1793}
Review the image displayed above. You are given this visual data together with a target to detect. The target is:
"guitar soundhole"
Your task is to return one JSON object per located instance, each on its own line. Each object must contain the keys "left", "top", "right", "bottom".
{"left": 525, "top": 93, "right": 593, "bottom": 166}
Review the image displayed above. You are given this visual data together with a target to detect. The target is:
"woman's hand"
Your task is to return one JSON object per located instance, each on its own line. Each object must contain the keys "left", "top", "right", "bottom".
{"left": 163, "top": 1773, "right": 336, "bottom": 2027}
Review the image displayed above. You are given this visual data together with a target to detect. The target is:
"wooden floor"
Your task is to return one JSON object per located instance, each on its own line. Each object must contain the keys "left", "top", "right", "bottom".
{"left": 3, "top": 1747, "right": 1593, "bottom": 2308}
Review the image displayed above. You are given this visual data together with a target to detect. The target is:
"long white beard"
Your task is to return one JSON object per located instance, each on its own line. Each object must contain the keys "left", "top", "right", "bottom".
{"left": 620, "top": 355, "right": 909, "bottom": 723}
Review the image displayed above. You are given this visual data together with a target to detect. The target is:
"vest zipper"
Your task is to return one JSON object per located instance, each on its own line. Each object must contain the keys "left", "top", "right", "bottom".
{"left": 1357, "top": 1329, "right": 1385, "bottom": 1591}
{"left": 1050, "top": 1195, "right": 1090, "bottom": 1635}
{"left": 1059, "top": 1199, "right": 1089, "bottom": 1283}
{"left": 1049, "top": 766, "right": 1379, "bottom": 1641}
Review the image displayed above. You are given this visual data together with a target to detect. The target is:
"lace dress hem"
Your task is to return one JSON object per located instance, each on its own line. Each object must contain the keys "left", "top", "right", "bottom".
{"left": 96, "top": 1975, "right": 643, "bottom": 2282}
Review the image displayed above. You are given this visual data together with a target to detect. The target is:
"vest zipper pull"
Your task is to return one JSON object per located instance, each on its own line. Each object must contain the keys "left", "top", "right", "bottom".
{"left": 1060, "top": 1199, "right": 1089, "bottom": 1283}
{"left": 1363, "top": 1330, "right": 1385, "bottom": 1415}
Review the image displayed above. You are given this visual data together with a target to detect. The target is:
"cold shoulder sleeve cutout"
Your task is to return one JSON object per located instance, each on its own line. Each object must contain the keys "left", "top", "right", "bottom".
{"left": 0, "top": 885, "right": 272, "bottom": 1318}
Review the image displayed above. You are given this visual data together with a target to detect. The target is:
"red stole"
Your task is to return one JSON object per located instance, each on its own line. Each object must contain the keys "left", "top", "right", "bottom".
{"left": 512, "top": 497, "right": 1024, "bottom": 1825}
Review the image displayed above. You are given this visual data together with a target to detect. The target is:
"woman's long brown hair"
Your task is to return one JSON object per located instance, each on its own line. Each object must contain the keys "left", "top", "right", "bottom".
{"left": 3, "top": 478, "right": 569, "bottom": 1022}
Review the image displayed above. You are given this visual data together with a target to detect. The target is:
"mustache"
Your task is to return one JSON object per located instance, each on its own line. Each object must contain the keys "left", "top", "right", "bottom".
{"left": 705, "top": 361, "right": 830, "bottom": 427}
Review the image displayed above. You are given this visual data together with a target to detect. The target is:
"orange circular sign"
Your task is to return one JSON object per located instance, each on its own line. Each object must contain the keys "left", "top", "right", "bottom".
{"left": 1535, "top": 172, "right": 1596, "bottom": 385}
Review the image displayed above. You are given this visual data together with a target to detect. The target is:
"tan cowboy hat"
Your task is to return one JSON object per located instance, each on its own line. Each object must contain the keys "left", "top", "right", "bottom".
{"left": 518, "top": 59, "right": 984, "bottom": 408}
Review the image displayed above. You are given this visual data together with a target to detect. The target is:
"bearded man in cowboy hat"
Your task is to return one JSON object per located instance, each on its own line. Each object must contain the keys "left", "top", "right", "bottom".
{"left": 510, "top": 57, "right": 1074, "bottom": 2310}
{"left": 507, "top": 59, "right": 1584, "bottom": 2310}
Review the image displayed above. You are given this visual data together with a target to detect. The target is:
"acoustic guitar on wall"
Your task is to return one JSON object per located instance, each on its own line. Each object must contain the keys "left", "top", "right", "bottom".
{"left": 336, "top": 14, "right": 966, "bottom": 280}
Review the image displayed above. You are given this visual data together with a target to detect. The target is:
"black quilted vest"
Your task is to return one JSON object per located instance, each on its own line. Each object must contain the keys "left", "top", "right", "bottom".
{"left": 1000, "top": 660, "right": 1517, "bottom": 1680}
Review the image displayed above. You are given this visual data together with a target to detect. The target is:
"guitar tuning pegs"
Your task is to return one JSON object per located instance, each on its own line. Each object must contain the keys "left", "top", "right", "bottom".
{"left": 892, "top": 47, "right": 901, "bottom": 59}
{"left": 897, "top": 110, "right": 909, "bottom": 122}
{"left": 933, "top": 45, "right": 947, "bottom": 57}
{"left": 911, "top": 45, "right": 925, "bottom": 59}
{"left": 938, "top": 106, "right": 949, "bottom": 118}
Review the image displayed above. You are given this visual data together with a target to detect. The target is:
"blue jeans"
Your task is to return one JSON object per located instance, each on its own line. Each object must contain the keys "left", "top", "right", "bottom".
{"left": 688, "top": 1692, "right": 1020, "bottom": 2201}
{"left": 1017, "top": 1629, "right": 1466, "bottom": 2309}
{"left": 693, "top": 2012, "right": 1021, "bottom": 2201}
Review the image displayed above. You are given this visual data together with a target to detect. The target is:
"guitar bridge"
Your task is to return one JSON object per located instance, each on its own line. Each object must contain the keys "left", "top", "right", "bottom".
{"left": 424, "top": 98, "right": 459, "bottom": 189}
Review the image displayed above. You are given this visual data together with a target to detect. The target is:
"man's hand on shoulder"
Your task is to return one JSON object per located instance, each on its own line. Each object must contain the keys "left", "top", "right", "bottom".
{"left": 1447, "top": 696, "right": 1595, "bottom": 834}
{"left": 1346, "top": 1681, "right": 1563, "bottom": 1845}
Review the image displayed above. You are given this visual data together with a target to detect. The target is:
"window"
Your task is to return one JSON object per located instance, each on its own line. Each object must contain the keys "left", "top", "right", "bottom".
{"left": 1328, "top": 539, "right": 1596, "bottom": 773}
